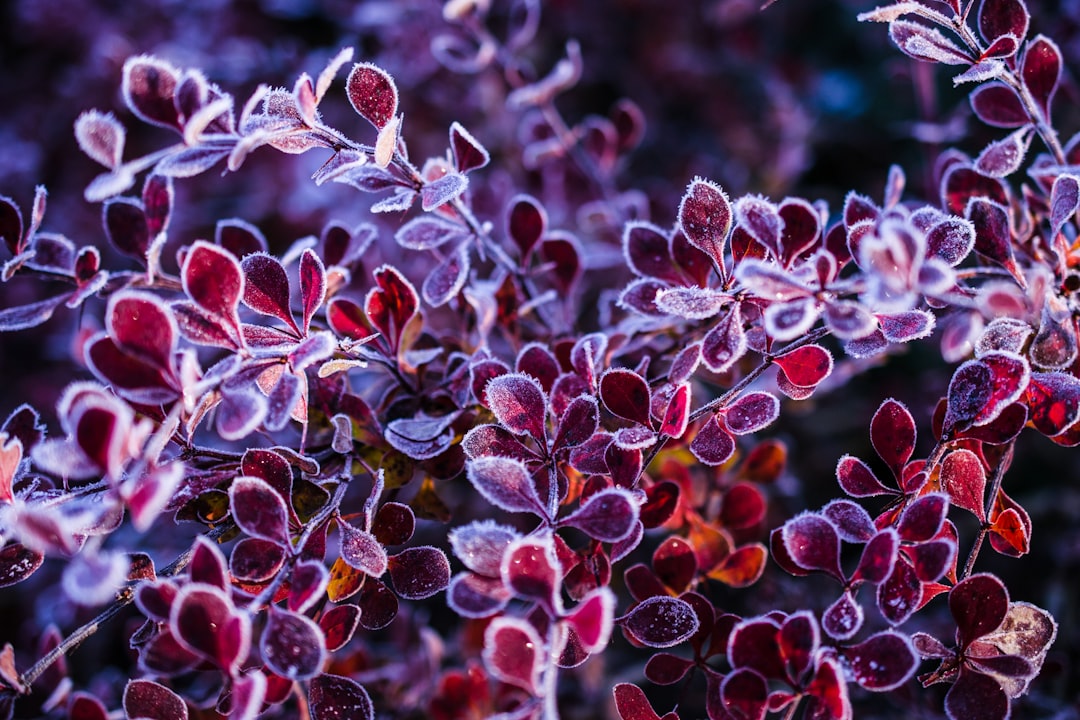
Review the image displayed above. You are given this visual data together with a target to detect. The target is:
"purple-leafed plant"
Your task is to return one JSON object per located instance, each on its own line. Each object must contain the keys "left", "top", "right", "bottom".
{"left": 0, "top": 0, "right": 1077, "bottom": 717}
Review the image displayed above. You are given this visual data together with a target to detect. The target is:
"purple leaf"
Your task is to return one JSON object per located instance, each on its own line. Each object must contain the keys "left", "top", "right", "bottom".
{"left": 346, "top": 63, "right": 398, "bottom": 129}
{"left": 897, "top": 492, "right": 948, "bottom": 542}
{"left": 890, "top": 20, "right": 973, "bottom": 65}
{"left": 0, "top": 543, "right": 43, "bottom": 588}
{"left": 103, "top": 198, "right": 150, "bottom": 261}
{"left": 483, "top": 617, "right": 544, "bottom": 694}
{"left": 229, "top": 537, "right": 287, "bottom": 583}
{"left": 701, "top": 304, "right": 747, "bottom": 373}
{"left": 778, "top": 611, "right": 819, "bottom": 684}
{"left": 170, "top": 584, "right": 248, "bottom": 673}
{"left": 735, "top": 195, "right": 783, "bottom": 259}
{"left": 309, "top": 674, "right": 373, "bottom": 720}
{"left": 467, "top": 455, "right": 547, "bottom": 516}
{"left": 690, "top": 416, "right": 735, "bottom": 466}
{"left": 966, "top": 198, "right": 1022, "bottom": 283}
{"left": 613, "top": 683, "right": 664, "bottom": 720}
{"left": 188, "top": 536, "right": 228, "bottom": 589}
{"left": 371, "top": 502, "right": 415, "bottom": 546}
{"left": 448, "top": 520, "right": 520, "bottom": 576}
{"left": 260, "top": 608, "right": 326, "bottom": 680}
{"left": 728, "top": 617, "right": 784, "bottom": 677}
{"left": 106, "top": 290, "right": 178, "bottom": 373}
{"left": 909, "top": 538, "right": 956, "bottom": 582}
{"left": 319, "top": 604, "right": 361, "bottom": 651}
{"left": 74, "top": 110, "right": 125, "bottom": 170}
{"left": 486, "top": 372, "right": 547, "bottom": 441}
{"left": 394, "top": 216, "right": 467, "bottom": 251}
{"left": 720, "top": 669, "right": 769, "bottom": 720}
{"left": 943, "top": 352, "right": 1030, "bottom": 432}
{"left": 974, "top": 127, "right": 1033, "bottom": 178}
{"left": 461, "top": 424, "right": 537, "bottom": 462}
{"left": 853, "top": 529, "right": 899, "bottom": 584}
{"left": 844, "top": 631, "right": 918, "bottom": 691}
{"left": 339, "top": 518, "right": 388, "bottom": 577}
{"left": 357, "top": 578, "right": 398, "bottom": 629}
{"left": 230, "top": 476, "right": 289, "bottom": 544}
{"left": 299, "top": 248, "right": 326, "bottom": 334}
{"left": 678, "top": 177, "right": 731, "bottom": 268}
{"left": 124, "top": 679, "right": 188, "bottom": 720}
{"left": 645, "top": 653, "right": 695, "bottom": 686}
{"left": 560, "top": 487, "right": 639, "bottom": 542}
{"left": 552, "top": 394, "right": 600, "bottom": 452}
{"left": 447, "top": 572, "right": 511, "bottom": 618}
{"left": 507, "top": 194, "right": 547, "bottom": 261}
{"left": 215, "top": 218, "right": 267, "bottom": 258}
{"left": 420, "top": 172, "right": 468, "bottom": 211}
{"left": 877, "top": 558, "right": 922, "bottom": 625}
{"left": 723, "top": 391, "right": 779, "bottom": 435}
{"left": 385, "top": 412, "right": 458, "bottom": 461}
{"left": 655, "top": 287, "right": 731, "bottom": 320}
{"left": 622, "top": 596, "right": 700, "bottom": 648}
{"left": 781, "top": 513, "right": 842, "bottom": 580}
{"left": 288, "top": 560, "right": 329, "bottom": 613}
{"left": 927, "top": 217, "right": 976, "bottom": 266}
{"left": 422, "top": 243, "right": 470, "bottom": 307}
{"left": 387, "top": 546, "right": 450, "bottom": 599}
{"left": 824, "top": 589, "right": 864, "bottom": 640}
{"left": 945, "top": 668, "right": 1010, "bottom": 720}
{"left": 182, "top": 240, "right": 243, "bottom": 323}
{"left": 0, "top": 293, "right": 70, "bottom": 332}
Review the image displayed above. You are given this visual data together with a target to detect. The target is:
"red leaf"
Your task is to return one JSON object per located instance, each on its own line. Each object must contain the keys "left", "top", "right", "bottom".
{"left": 449, "top": 121, "right": 490, "bottom": 173}
{"left": 288, "top": 560, "right": 329, "bottom": 614}
{"left": 966, "top": 198, "right": 1023, "bottom": 284}
{"left": 215, "top": 218, "right": 267, "bottom": 258}
{"left": 970, "top": 82, "right": 1028, "bottom": 128}
{"left": 600, "top": 368, "right": 652, "bottom": 426}
{"left": 124, "top": 679, "right": 189, "bottom": 720}
{"left": 944, "top": 352, "right": 1029, "bottom": 433}
{"left": 735, "top": 196, "right": 783, "bottom": 260}
{"left": 836, "top": 455, "right": 892, "bottom": 497}
{"left": 950, "top": 573, "right": 1009, "bottom": 645}
{"left": 123, "top": 56, "right": 181, "bottom": 129}
{"left": 106, "top": 290, "right": 177, "bottom": 374}
{"left": 242, "top": 254, "right": 298, "bottom": 332}
{"left": 728, "top": 618, "right": 784, "bottom": 678}
{"left": 338, "top": 519, "right": 388, "bottom": 577}
{"left": 507, "top": 194, "right": 547, "bottom": 261}
{"left": 230, "top": 537, "right": 286, "bottom": 582}
{"left": 777, "top": 198, "right": 821, "bottom": 268}
{"left": 978, "top": 0, "right": 1029, "bottom": 44}
{"left": 853, "top": 529, "right": 899, "bottom": 584}
{"left": 940, "top": 449, "right": 987, "bottom": 521}
{"left": 720, "top": 668, "right": 768, "bottom": 720}
{"left": 561, "top": 488, "right": 638, "bottom": 542}
{"left": 346, "top": 63, "right": 398, "bottom": 129}
{"left": 701, "top": 304, "right": 746, "bottom": 373}
{"left": 1024, "top": 371, "right": 1080, "bottom": 436}
{"left": 651, "top": 536, "right": 698, "bottom": 594}
{"left": 774, "top": 344, "right": 833, "bottom": 387}
{"left": 319, "top": 604, "right": 361, "bottom": 652}
{"left": 870, "top": 398, "right": 916, "bottom": 476}
{"left": 844, "top": 631, "right": 917, "bottom": 691}
{"left": 1022, "top": 36, "right": 1062, "bottom": 121}
{"left": 778, "top": 611, "right": 818, "bottom": 684}
{"left": 103, "top": 198, "right": 149, "bottom": 261}
{"left": 500, "top": 536, "right": 561, "bottom": 612}
{"left": 565, "top": 588, "right": 615, "bottom": 653}
{"left": 945, "top": 669, "right": 1009, "bottom": 720}
{"left": 645, "top": 653, "right": 695, "bottom": 686}
{"left": 989, "top": 506, "right": 1030, "bottom": 556}
{"left": 299, "top": 248, "right": 326, "bottom": 334}
{"left": 897, "top": 492, "right": 948, "bottom": 542}
{"left": 261, "top": 608, "right": 326, "bottom": 680}
{"left": 182, "top": 240, "right": 243, "bottom": 323}
{"left": 170, "top": 584, "right": 247, "bottom": 673}
{"left": 720, "top": 482, "right": 766, "bottom": 530}
{"left": 483, "top": 617, "right": 544, "bottom": 694}
{"left": 613, "top": 683, "right": 663, "bottom": 720}
{"left": 942, "top": 165, "right": 1009, "bottom": 215}
{"left": 0, "top": 543, "right": 43, "bottom": 588}
{"left": 678, "top": 177, "right": 731, "bottom": 269}
{"left": 824, "top": 589, "right": 864, "bottom": 640}
{"left": 974, "top": 127, "right": 1033, "bottom": 178}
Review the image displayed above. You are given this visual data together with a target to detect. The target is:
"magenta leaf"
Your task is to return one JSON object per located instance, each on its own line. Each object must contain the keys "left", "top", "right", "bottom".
{"left": 297, "top": 248, "right": 326, "bottom": 335}
{"left": 466, "top": 455, "right": 547, "bottom": 517}
{"left": 449, "top": 121, "right": 489, "bottom": 173}
{"left": 844, "top": 630, "right": 917, "bottom": 691}
{"left": 387, "top": 546, "right": 450, "bottom": 599}
{"left": 678, "top": 177, "right": 731, "bottom": 267}
{"left": 447, "top": 572, "right": 511, "bottom": 618}
{"left": 229, "top": 476, "right": 289, "bottom": 545}
{"left": 288, "top": 560, "right": 329, "bottom": 614}
{"left": 310, "top": 674, "right": 374, "bottom": 720}
{"left": 909, "top": 538, "right": 956, "bottom": 582}
{"left": 565, "top": 588, "right": 615, "bottom": 653}
{"left": 500, "top": 535, "right": 561, "bottom": 612}
{"left": 124, "top": 679, "right": 188, "bottom": 720}
{"left": 774, "top": 344, "right": 833, "bottom": 388}
{"left": 486, "top": 372, "right": 548, "bottom": 441}
{"left": 689, "top": 416, "right": 735, "bottom": 466}
{"left": 260, "top": 608, "right": 326, "bottom": 680}
{"left": 897, "top": 492, "right": 948, "bottom": 542}
{"left": 339, "top": 518, "right": 388, "bottom": 577}
{"left": 365, "top": 264, "right": 418, "bottom": 353}
{"left": 966, "top": 198, "right": 1022, "bottom": 282}
{"left": 483, "top": 616, "right": 544, "bottom": 694}
{"left": 781, "top": 513, "right": 842, "bottom": 580}
{"left": 123, "top": 55, "right": 181, "bottom": 129}
{"left": 182, "top": 240, "right": 243, "bottom": 324}
{"left": 346, "top": 63, "right": 398, "bottom": 129}
{"left": 106, "top": 290, "right": 178, "bottom": 373}
{"left": 659, "top": 383, "right": 691, "bottom": 439}
{"left": 170, "top": 584, "right": 247, "bottom": 673}
{"left": 560, "top": 487, "right": 639, "bottom": 542}
{"left": 723, "top": 391, "right": 779, "bottom": 435}
{"left": 622, "top": 596, "right": 700, "bottom": 648}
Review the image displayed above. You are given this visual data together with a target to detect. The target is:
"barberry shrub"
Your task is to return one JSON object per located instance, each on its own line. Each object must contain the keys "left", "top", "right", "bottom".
{"left": 0, "top": 0, "right": 1075, "bottom": 717}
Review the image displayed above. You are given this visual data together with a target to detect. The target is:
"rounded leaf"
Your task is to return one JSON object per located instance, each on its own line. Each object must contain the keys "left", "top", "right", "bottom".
{"left": 260, "top": 608, "right": 326, "bottom": 680}
{"left": 622, "top": 596, "right": 700, "bottom": 648}
{"left": 387, "top": 546, "right": 450, "bottom": 599}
